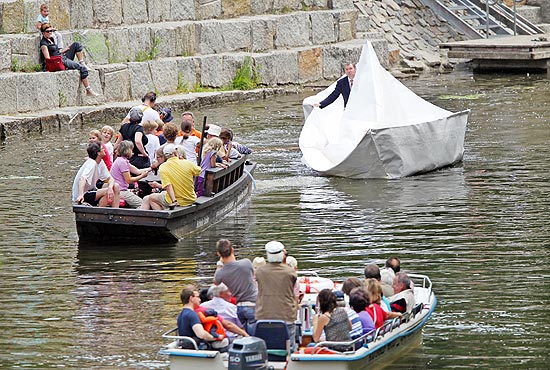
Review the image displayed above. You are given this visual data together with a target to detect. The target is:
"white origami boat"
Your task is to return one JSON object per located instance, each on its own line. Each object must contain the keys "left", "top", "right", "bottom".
{"left": 300, "top": 41, "right": 469, "bottom": 179}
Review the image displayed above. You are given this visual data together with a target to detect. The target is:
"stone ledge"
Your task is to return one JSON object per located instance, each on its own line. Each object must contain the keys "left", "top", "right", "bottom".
{"left": 0, "top": 9, "right": 358, "bottom": 70}
{"left": 0, "top": 87, "right": 298, "bottom": 140}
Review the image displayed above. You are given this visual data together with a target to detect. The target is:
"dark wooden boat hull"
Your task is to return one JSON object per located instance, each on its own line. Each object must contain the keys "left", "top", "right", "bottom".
{"left": 74, "top": 160, "right": 256, "bottom": 245}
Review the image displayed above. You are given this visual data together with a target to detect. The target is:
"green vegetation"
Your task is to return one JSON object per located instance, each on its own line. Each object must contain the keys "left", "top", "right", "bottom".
{"left": 301, "top": 1, "right": 311, "bottom": 11}
{"left": 281, "top": 5, "right": 292, "bottom": 13}
{"left": 58, "top": 91, "right": 67, "bottom": 106}
{"left": 232, "top": 57, "right": 260, "bottom": 90}
{"left": 11, "top": 57, "right": 42, "bottom": 73}
{"left": 135, "top": 37, "right": 161, "bottom": 62}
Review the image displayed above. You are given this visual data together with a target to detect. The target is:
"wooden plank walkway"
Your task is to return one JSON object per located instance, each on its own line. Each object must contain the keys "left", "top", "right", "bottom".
{"left": 441, "top": 34, "right": 550, "bottom": 72}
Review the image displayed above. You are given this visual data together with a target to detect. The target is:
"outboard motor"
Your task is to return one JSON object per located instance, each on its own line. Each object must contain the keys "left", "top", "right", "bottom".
{"left": 228, "top": 336, "right": 273, "bottom": 370}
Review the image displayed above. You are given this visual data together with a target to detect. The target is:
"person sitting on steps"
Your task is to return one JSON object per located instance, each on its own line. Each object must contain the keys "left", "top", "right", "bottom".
{"left": 39, "top": 23, "right": 98, "bottom": 96}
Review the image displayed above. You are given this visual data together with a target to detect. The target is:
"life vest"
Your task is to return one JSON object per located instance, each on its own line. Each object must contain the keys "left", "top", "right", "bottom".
{"left": 197, "top": 311, "right": 226, "bottom": 340}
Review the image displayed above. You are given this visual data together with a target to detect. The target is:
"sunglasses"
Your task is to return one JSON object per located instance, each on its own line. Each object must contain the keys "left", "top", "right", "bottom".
{"left": 44, "top": 29, "right": 54, "bottom": 33}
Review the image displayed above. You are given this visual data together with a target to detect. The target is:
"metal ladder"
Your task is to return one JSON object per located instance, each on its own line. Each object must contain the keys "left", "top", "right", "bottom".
{"left": 420, "top": 0, "right": 543, "bottom": 39}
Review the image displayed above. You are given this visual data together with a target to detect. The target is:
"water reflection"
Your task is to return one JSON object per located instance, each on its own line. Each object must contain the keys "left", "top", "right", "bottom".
{"left": 0, "top": 72, "right": 548, "bottom": 369}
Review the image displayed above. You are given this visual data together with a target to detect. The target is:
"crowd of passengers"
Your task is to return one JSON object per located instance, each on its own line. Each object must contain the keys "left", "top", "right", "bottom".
{"left": 71, "top": 92, "right": 252, "bottom": 209}
{"left": 175, "top": 239, "right": 416, "bottom": 353}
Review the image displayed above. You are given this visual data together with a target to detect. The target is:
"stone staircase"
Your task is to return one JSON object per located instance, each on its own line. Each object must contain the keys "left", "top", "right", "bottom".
{"left": 0, "top": 0, "right": 376, "bottom": 118}
{"left": 517, "top": 0, "right": 550, "bottom": 33}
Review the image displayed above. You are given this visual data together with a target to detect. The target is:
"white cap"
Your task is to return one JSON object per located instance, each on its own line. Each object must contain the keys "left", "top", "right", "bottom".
{"left": 265, "top": 241, "right": 285, "bottom": 254}
{"left": 206, "top": 124, "right": 221, "bottom": 137}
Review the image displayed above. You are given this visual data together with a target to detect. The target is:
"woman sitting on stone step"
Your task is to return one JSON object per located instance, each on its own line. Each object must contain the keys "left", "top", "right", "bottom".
{"left": 39, "top": 23, "right": 98, "bottom": 96}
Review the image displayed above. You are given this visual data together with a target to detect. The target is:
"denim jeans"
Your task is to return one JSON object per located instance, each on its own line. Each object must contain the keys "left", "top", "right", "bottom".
{"left": 237, "top": 305, "right": 256, "bottom": 334}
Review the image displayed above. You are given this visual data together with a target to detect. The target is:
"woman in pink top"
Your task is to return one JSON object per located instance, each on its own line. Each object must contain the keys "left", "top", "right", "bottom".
{"left": 88, "top": 129, "right": 112, "bottom": 171}
{"left": 110, "top": 140, "right": 150, "bottom": 208}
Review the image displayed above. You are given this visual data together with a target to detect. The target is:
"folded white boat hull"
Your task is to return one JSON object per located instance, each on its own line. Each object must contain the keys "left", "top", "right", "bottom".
{"left": 300, "top": 41, "right": 469, "bottom": 179}
{"left": 317, "top": 111, "right": 468, "bottom": 179}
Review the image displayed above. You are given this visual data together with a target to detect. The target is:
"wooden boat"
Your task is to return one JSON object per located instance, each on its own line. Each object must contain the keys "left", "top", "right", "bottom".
{"left": 159, "top": 273, "right": 436, "bottom": 370}
{"left": 73, "top": 155, "right": 256, "bottom": 244}
{"left": 300, "top": 41, "right": 468, "bottom": 179}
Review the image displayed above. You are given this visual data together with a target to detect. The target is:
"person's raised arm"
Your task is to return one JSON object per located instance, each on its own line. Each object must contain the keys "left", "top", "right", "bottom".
{"left": 122, "top": 168, "right": 149, "bottom": 185}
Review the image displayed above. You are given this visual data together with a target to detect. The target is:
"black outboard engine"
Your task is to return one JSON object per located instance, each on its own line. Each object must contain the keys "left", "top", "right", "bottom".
{"left": 228, "top": 336, "right": 273, "bottom": 370}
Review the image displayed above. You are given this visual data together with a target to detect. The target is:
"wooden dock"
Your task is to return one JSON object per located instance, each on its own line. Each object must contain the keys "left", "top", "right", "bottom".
{"left": 441, "top": 34, "right": 550, "bottom": 73}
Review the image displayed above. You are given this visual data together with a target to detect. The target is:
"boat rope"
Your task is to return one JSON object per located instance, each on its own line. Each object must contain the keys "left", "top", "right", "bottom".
{"left": 243, "top": 168, "right": 256, "bottom": 190}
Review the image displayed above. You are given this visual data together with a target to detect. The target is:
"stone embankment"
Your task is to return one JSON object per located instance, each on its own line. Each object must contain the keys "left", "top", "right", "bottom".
{"left": 1, "top": 0, "right": 520, "bottom": 137}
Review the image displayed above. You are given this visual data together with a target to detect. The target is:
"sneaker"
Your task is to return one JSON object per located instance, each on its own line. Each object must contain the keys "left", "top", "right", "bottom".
{"left": 86, "top": 88, "right": 99, "bottom": 97}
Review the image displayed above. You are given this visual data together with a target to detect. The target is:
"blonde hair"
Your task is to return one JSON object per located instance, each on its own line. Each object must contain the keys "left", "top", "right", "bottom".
{"left": 365, "top": 278, "right": 383, "bottom": 304}
{"left": 252, "top": 257, "right": 266, "bottom": 270}
{"left": 202, "top": 137, "right": 223, "bottom": 156}
{"left": 101, "top": 125, "right": 115, "bottom": 136}
{"left": 88, "top": 129, "right": 101, "bottom": 141}
{"left": 286, "top": 256, "right": 298, "bottom": 270}
{"left": 174, "top": 145, "right": 186, "bottom": 159}
{"left": 142, "top": 120, "right": 158, "bottom": 134}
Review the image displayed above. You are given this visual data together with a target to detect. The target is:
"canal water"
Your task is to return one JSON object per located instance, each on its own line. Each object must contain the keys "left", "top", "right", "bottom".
{"left": 0, "top": 72, "right": 548, "bottom": 369}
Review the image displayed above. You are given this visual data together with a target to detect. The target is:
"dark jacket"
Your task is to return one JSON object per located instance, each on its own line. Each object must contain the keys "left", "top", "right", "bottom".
{"left": 319, "top": 76, "right": 352, "bottom": 108}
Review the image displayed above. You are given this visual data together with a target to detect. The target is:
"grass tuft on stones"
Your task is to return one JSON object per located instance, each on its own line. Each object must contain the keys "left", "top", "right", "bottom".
{"left": 232, "top": 57, "right": 260, "bottom": 90}
{"left": 11, "top": 58, "right": 42, "bottom": 73}
{"left": 135, "top": 37, "right": 161, "bottom": 62}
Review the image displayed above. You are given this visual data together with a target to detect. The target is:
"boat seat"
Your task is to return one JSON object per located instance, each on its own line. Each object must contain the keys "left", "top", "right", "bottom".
{"left": 252, "top": 320, "right": 290, "bottom": 362}
{"left": 411, "top": 303, "right": 424, "bottom": 318}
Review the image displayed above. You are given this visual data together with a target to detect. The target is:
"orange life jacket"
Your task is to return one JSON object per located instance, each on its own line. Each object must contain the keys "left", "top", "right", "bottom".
{"left": 197, "top": 311, "right": 226, "bottom": 340}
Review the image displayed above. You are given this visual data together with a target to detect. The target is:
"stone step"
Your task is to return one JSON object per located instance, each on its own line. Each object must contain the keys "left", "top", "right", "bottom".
{"left": 0, "top": 0, "right": 335, "bottom": 35}
{"left": 0, "top": 9, "right": 358, "bottom": 71}
{"left": 517, "top": 5, "right": 542, "bottom": 24}
{"left": 0, "top": 38, "right": 390, "bottom": 116}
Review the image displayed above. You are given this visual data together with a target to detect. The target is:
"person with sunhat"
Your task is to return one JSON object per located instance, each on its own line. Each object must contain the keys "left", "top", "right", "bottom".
{"left": 255, "top": 241, "right": 299, "bottom": 351}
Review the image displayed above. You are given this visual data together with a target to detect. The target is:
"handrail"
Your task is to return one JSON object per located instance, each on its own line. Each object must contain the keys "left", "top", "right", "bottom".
{"left": 162, "top": 328, "right": 199, "bottom": 350}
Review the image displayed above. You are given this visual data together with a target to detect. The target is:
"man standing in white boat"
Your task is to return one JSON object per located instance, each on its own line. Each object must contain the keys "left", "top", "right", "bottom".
{"left": 255, "top": 241, "right": 299, "bottom": 351}
{"left": 214, "top": 239, "right": 257, "bottom": 333}
{"left": 313, "top": 63, "right": 356, "bottom": 109}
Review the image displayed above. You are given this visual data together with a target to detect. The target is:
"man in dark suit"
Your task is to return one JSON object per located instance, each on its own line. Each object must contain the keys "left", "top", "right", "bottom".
{"left": 315, "top": 63, "right": 356, "bottom": 109}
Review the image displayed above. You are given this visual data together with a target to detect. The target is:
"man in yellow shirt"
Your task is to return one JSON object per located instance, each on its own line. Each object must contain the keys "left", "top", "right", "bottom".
{"left": 140, "top": 144, "right": 201, "bottom": 210}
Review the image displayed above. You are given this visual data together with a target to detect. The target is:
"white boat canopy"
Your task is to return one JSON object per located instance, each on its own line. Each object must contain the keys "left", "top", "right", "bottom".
{"left": 300, "top": 41, "right": 468, "bottom": 179}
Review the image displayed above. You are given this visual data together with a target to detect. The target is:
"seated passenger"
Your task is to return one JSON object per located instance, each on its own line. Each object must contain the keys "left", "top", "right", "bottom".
{"left": 72, "top": 142, "right": 120, "bottom": 207}
{"left": 364, "top": 263, "right": 391, "bottom": 312}
{"left": 311, "top": 289, "right": 351, "bottom": 351}
{"left": 380, "top": 256, "right": 400, "bottom": 297}
{"left": 175, "top": 121, "right": 200, "bottom": 164}
{"left": 196, "top": 138, "right": 227, "bottom": 197}
{"left": 140, "top": 144, "right": 201, "bottom": 210}
{"left": 365, "top": 279, "right": 401, "bottom": 328}
{"left": 348, "top": 287, "right": 375, "bottom": 334}
{"left": 200, "top": 284, "right": 248, "bottom": 341}
{"left": 390, "top": 272, "right": 415, "bottom": 313}
{"left": 88, "top": 129, "right": 112, "bottom": 171}
{"left": 177, "top": 285, "right": 228, "bottom": 350}
{"left": 335, "top": 288, "right": 363, "bottom": 341}
{"left": 219, "top": 128, "right": 241, "bottom": 161}
{"left": 110, "top": 140, "right": 150, "bottom": 208}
